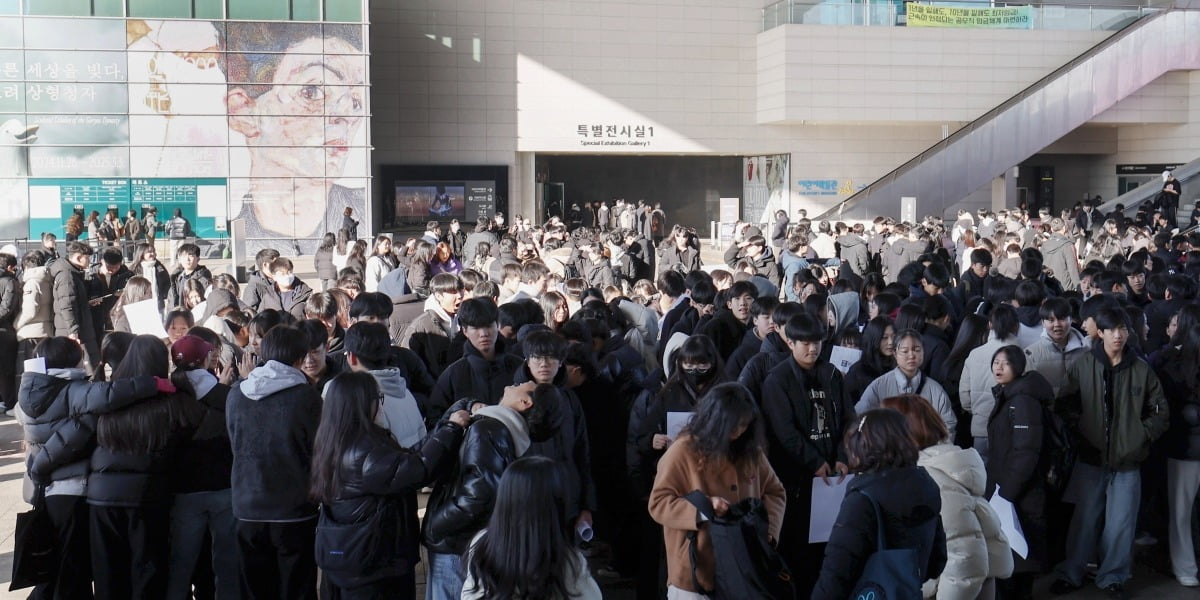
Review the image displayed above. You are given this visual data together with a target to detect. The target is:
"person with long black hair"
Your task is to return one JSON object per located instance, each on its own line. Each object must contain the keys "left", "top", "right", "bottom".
{"left": 461, "top": 456, "right": 603, "bottom": 600}
{"left": 88, "top": 334, "right": 202, "bottom": 599}
{"left": 18, "top": 336, "right": 162, "bottom": 600}
{"left": 843, "top": 316, "right": 895, "bottom": 404}
{"left": 311, "top": 371, "right": 469, "bottom": 599}
{"left": 649, "top": 382, "right": 786, "bottom": 599}
{"left": 1154, "top": 323, "right": 1200, "bottom": 588}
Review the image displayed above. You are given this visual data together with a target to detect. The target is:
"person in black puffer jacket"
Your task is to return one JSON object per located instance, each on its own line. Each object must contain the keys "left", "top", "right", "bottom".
{"left": 812, "top": 408, "right": 947, "bottom": 600}
{"left": 1153, "top": 323, "right": 1200, "bottom": 586}
{"left": 18, "top": 336, "right": 161, "bottom": 600}
{"left": 696, "top": 281, "right": 755, "bottom": 362}
{"left": 311, "top": 372, "right": 468, "bottom": 599}
{"left": 88, "top": 335, "right": 202, "bottom": 600}
{"left": 164, "top": 335, "right": 239, "bottom": 600}
{"left": 422, "top": 382, "right": 563, "bottom": 600}
{"left": 986, "top": 346, "right": 1052, "bottom": 599}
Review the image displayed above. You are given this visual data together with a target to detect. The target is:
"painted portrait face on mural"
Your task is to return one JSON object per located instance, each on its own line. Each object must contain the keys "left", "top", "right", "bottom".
{"left": 224, "top": 22, "right": 367, "bottom": 250}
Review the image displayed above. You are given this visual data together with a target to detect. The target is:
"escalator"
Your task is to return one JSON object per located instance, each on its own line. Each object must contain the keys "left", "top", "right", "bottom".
{"left": 814, "top": 8, "right": 1200, "bottom": 222}
{"left": 1098, "top": 155, "right": 1200, "bottom": 228}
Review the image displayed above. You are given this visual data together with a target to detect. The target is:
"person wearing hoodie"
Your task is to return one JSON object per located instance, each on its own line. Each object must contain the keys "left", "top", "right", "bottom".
{"left": 18, "top": 336, "right": 162, "bottom": 600}
{"left": 422, "top": 381, "right": 564, "bottom": 600}
{"left": 825, "top": 289, "right": 860, "bottom": 352}
{"left": 812, "top": 408, "right": 947, "bottom": 600}
{"left": 255, "top": 257, "right": 314, "bottom": 321}
{"left": 165, "top": 335, "right": 239, "bottom": 600}
{"left": 344, "top": 321, "right": 428, "bottom": 448}
{"left": 987, "top": 346, "right": 1054, "bottom": 599}
{"left": 1051, "top": 308, "right": 1169, "bottom": 598}
{"left": 1013, "top": 280, "right": 1046, "bottom": 348}
{"left": 959, "top": 304, "right": 1022, "bottom": 460}
{"left": 736, "top": 301, "right": 804, "bottom": 400}
{"left": 1041, "top": 218, "right": 1081, "bottom": 292}
{"left": 837, "top": 223, "right": 871, "bottom": 277}
{"left": 166, "top": 243, "right": 212, "bottom": 310}
{"left": 1023, "top": 298, "right": 1089, "bottom": 397}
{"left": 425, "top": 298, "right": 522, "bottom": 426}
{"left": 761, "top": 313, "right": 854, "bottom": 597}
{"left": 723, "top": 234, "right": 781, "bottom": 289}
{"left": 697, "top": 281, "right": 755, "bottom": 362}
{"left": 400, "top": 273, "right": 463, "bottom": 377}
{"left": 883, "top": 394, "right": 1013, "bottom": 600}
{"left": 226, "top": 325, "right": 324, "bottom": 599}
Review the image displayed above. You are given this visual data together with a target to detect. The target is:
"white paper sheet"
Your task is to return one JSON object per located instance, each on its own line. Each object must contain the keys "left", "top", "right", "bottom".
{"left": 23, "top": 357, "right": 46, "bottom": 374}
{"left": 124, "top": 298, "right": 167, "bottom": 339}
{"left": 809, "top": 474, "right": 855, "bottom": 543}
{"left": 666, "top": 411, "right": 694, "bottom": 441}
{"left": 829, "top": 346, "right": 863, "bottom": 374}
{"left": 989, "top": 486, "right": 1028, "bottom": 559}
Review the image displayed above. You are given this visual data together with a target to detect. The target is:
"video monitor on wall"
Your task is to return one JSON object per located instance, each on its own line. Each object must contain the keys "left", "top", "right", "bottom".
{"left": 389, "top": 180, "right": 495, "bottom": 228}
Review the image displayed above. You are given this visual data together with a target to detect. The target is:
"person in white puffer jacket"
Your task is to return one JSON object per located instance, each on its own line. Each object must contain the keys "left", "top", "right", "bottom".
{"left": 884, "top": 394, "right": 1014, "bottom": 600}
{"left": 959, "top": 305, "right": 1022, "bottom": 461}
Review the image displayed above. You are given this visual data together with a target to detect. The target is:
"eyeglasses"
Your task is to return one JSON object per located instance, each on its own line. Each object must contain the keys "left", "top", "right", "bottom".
{"left": 528, "top": 355, "right": 560, "bottom": 364}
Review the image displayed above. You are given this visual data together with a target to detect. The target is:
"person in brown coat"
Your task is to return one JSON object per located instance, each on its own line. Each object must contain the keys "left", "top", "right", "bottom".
{"left": 648, "top": 382, "right": 786, "bottom": 598}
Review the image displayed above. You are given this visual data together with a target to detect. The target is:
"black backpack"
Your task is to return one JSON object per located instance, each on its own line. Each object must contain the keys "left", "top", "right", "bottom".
{"left": 683, "top": 491, "right": 797, "bottom": 600}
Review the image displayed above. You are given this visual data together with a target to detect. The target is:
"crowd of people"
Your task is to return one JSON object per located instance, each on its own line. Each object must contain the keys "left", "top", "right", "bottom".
{"left": 3, "top": 188, "right": 1200, "bottom": 600}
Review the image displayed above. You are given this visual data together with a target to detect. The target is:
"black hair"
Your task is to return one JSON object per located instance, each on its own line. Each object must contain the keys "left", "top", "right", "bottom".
{"left": 985, "top": 277, "right": 1016, "bottom": 308}
{"left": 922, "top": 294, "right": 951, "bottom": 322}
{"left": 784, "top": 312, "right": 826, "bottom": 343}
{"left": 297, "top": 319, "right": 329, "bottom": 351}
{"left": 946, "top": 313, "right": 990, "bottom": 367}
{"left": 1080, "top": 294, "right": 1119, "bottom": 324}
{"left": 304, "top": 292, "right": 339, "bottom": 322}
{"left": 93, "top": 331, "right": 136, "bottom": 382}
{"left": 772, "top": 301, "right": 805, "bottom": 329}
{"left": 1094, "top": 307, "right": 1130, "bottom": 332}
{"left": 464, "top": 456, "right": 580, "bottom": 600}
{"left": 344, "top": 322, "right": 392, "bottom": 370}
{"left": 989, "top": 303, "right": 1020, "bottom": 339}
{"left": 666, "top": 335, "right": 725, "bottom": 394}
{"left": 969, "top": 248, "right": 993, "bottom": 267}
{"left": 248, "top": 309, "right": 289, "bottom": 341}
{"left": 894, "top": 304, "right": 927, "bottom": 335}
{"left": 101, "top": 335, "right": 201, "bottom": 454}
{"left": 34, "top": 337, "right": 83, "bottom": 370}
{"left": 682, "top": 383, "right": 766, "bottom": 470}
{"left": 922, "top": 263, "right": 950, "bottom": 290}
{"left": 310, "top": 372, "right": 384, "bottom": 504}
{"left": 348, "top": 292, "right": 394, "bottom": 320}
{"left": 100, "top": 247, "right": 123, "bottom": 266}
{"left": 522, "top": 330, "right": 568, "bottom": 360}
{"left": 258, "top": 325, "right": 309, "bottom": 367}
{"left": 726, "top": 280, "right": 758, "bottom": 304}
{"left": 1039, "top": 296, "right": 1072, "bottom": 321}
{"left": 871, "top": 292, "right": 901, "bottom": 319}
{"left": 1014, "top": 280, "right": 1046, "bottom": 308}
{"left": 992, "top": 344, "right": 1027, "bottom": 378}
{"left": 690, "top": 279, "right": 716, "bottom": 306}
{"left": 459, "top": 297, "right": 500, "bottom": 329}
{"left": 859, "top": 316, "right": 896, "bottom": 375}
{"left": 751, "top": 296, "right": 779, "bottom": 321}
{"left": 524, "top": 383, "right": 564, "bottom": 443}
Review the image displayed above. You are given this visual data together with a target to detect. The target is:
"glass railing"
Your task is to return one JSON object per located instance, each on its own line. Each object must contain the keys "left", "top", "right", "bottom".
{"left": 762, "top": 0, "right": 1163, "bottom": 30}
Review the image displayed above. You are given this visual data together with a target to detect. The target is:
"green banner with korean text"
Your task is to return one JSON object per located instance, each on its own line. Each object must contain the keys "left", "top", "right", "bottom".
{"left": 906, "top": 3, "right": 1034, "bottom": 28}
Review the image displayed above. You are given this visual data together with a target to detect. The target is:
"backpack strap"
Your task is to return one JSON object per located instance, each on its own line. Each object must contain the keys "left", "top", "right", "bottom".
{"left": 683, "top": 490, "right": 717, "bottom": 596}
{"left": 914, "top": 373, "right": 928, "bottom": 397}
{"left": 859, "top": 490, "right": 888, "bottom": 552}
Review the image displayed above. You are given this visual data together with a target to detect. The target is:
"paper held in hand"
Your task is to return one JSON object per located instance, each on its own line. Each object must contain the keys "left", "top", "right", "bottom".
{"left": 124, "top": 299, "right": 168, "bottom": 339}
{"left": 989, "top": 486, "right": 1028, "bottom": 559}
{"left": 666, "top": 412, "right": 694, "bottom": 441}
{"left": 809, "top": 474, "right": 855, "bottom": 543}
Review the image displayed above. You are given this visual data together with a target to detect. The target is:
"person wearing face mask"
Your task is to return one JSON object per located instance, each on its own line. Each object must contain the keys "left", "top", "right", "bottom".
{"left": 627, "top": 335, "right": 725, "bottom": 600}
{"left": 257, "top": 257, "right": 313, "bottom": 321}
{"left": 761, "top": 312, "right": 853, "bottom": 597}
{"left": 697, "top": 280, "right": 756, "bottom": 362}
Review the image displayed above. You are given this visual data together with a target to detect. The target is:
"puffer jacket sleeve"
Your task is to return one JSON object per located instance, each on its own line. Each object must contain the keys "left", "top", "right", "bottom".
{"left": 625, "top": 390, "right": 652, "bottom": 493}
{"left": 52, "top": 267, "right": 80, "bottom": 335}
{"left": 995, "top": 391, "right": 1043, "bottom": 500}
{"left": 359, "top": 422, "right": 465, "bottom": 495}
{"left": 29, "top": 414, "right": 97, "bottom": 481}
{"left": 925, "top": 479, "right": 988, "bottom": 600}
{"left": 975, "top": 500, "right": 1014, "bottom": 581}
{"left": 0, "top": 276, "right": 18, "bottom": 323}
{"left": 423, "top": 421, "right": 510, "bottom": 544}
{"left": 68, "top": 375, "right": 159, "bottom": 416}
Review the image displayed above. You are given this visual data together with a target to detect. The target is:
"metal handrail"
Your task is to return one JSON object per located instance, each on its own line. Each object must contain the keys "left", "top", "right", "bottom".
{"left": 762, "top": 0, "right": 1162, "bottom": 30}
{"left": 810, "top": 7, "right": 1168, "bottom": 222}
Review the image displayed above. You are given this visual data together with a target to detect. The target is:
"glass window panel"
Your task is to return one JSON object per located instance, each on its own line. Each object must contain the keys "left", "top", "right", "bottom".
{"left": 129, "top": 147, "right": 228, "bottom": 178}
{"left": 129, "top": 0, "right": 190, "bottom": 18}
{"left": 195, "top": 0, "right": 222, "bottom": 19}
{"left": 24, "top": 18, "right": 125, "bottom": 50}
{"left": 25, "top": 114, "right": 129, "bottom": 145}
{"left": 94, "top": 0, "right": 122, "bottom": 16}
{"left": 23, "top": 0, "right": 90, "bottom": 16}
{"left": 322, "top": 23, "right": 363, "bottom": 54}
{"left": 24, "top": 81, "right": 129, "bottom": 114}
{"left": 293, "top": 0, "right": 320, "bottom": 21}
{"left": 325, "top": 0, "right": 361, "bottom": 22}
{"left": 29, "top": 146, "right": 130, "bottom": 177}
{"left": 0, "top": 3, "right": 18, "bottom": 17}
{"left": 0, "top": 18, "right": 20, "bottom": 47}
{"left": 229, "top": 0, "right": 288, "bottom": 20}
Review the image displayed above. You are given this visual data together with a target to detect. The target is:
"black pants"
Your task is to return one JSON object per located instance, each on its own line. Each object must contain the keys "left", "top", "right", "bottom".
{"left": 0, "top": 328, "right": 16, "bottom": 410}
{"left": 30, "top": 494, "right": 93, "bottom": 600}
{"left": 236, "top": 519, "right": 318, "bottom": 600}
{"left": 89, "top": 504, "right": 170, "bottom": 600}
{"left": 320, "top": 573, "right": 414, "bottom": 600}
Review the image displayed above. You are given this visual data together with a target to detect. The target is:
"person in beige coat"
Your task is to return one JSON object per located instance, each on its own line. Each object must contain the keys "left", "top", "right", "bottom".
{"left": 649, "top": 383, "right": 786, "bottom": 599}
{"left": 959, "top": 305, "right": 1022, "bottom": 461}
{"left": 884, "top": 395, "right": 1013, "bottom": 600}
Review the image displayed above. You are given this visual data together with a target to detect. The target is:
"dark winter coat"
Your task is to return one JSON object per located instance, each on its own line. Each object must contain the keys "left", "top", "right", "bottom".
{"left": 86, "top": 264, "right": 132, "bottom": 336}
{"left": 735, "top": 332, "right": 790, "bottom": 401}
{"left": 425, "top": 338, "right": 522, "bottom": 427}
{"left": 837, "top": 234, "right": 871, "bottom": 277}
{"left": 659, "top": 245, "right": 701, "bottom": 275}
{"left": 255, "top": 279, "right": 314, "bottom": 321}
{"left": 241, "top": 268, "right": 273, "bottom": 311}
{"left": 314, "top": 247, "right": 337, "bottom": 281}
{"left": 696, "top": 308, "right": 748, "bottom": 362}
{"left": 400, "top": 308, "right": 455, "bottom": 378}
{"left": 722, "top": 245, "right": 781, "bottom": 288}
{"left": 1154, "top": 347, "right": 1200, "bottom": 461}
{"left": 463, "top": 231, "right": 498, "bottom": 267}
{"left": 770, "top": 217, "right": 790, "bottom": 249}
{"left": 986, "top": 371, "right": 1052, "bottom": 572}
{"left": 50, "top": 258, "right": 95, "bottom": 341}
{"left": 761, "top": 360, "right": 851, "bottom": 489}
{"left": 167, "top": 265, "right": 212, "bottom": 310}
{"left": 723, "top": 329, "right": 765, "bottom": 380}
{"left": 172, "top": 373, "right": 234, "bottom": 494}
{"left": 812, "top": 468, "right": 948, "bottom": 600}
{"left": 0, "top": 270, "right": 18, "bottom": 330}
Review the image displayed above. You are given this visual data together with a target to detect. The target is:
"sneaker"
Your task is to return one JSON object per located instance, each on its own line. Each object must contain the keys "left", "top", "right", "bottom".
{"left": 1134, "top": 531, "right": 1158, "bottom": 546}
{"left": 1103, "top": 584, "right": 1128, "bottom": 600}
{"left": 3, "top": 408, "right": 15, "bottom": 417}
{"left": 1050, "top": 580, "right": 1081, "bottom": 595}
{"left": 1178, "top": 576, "right": 1200, "bottom": 587}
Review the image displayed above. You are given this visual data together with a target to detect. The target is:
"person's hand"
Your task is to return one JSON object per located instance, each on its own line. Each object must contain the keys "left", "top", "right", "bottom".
{"left": 88, "top": 297, "right": 102, "bottom": 307}
{"left": 815, "top": 462, "right": 835, "bottom": 485}
{"left": 834, "top": 461, "right": 849, "bottom": 484}
{"left": 448, "top": 410, "right": 471, "bottom": 428}
{"left": 652, "top": 434, "right": 672, "bottom": 450}
{"left": 238, "top": 352, "right": 256, "bottom": 377}
{"left": 217, "top": 362, "right": 236, "bottom": 386}
{"left": 710, "top": 496, "right": 730, "bottom": 517}
{"left": 67, "top": 333, "right": 79, "bottom": 343}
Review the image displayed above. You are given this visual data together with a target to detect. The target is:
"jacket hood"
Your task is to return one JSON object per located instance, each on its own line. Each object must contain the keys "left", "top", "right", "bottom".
{"left": 421, "top": 295, "right": 454, "bottom": 328}
{"left": 919, "top": 443, "right": 987, "bottom": 497}
{"left": 997, "top": 370, "right": 1055, "bottom": 407}
{"left": 239, "top": 360, "right": 310, "bottom": 400}
{"left": 185, "top": 368, "right": 219, "bottom": 400}
{"left": 1042, "top": 234, "right": 1072, "bottom": 254}
{"left": 474, "top": 404, "right": 531, "bottom": 457}
{"left": 21, "top": 265, "right": 49, "bottom": 284}
{"left": 761, "top": 331, "right": 787, "bottom": 353}
{"left": 201, "top": 288, "right": 239, "bottom": 322}
{"left": 1015, "top": 305, "right": 1041, "bottom": 327}
{"left": 371, "top": 367, "right": 411, "bottom": 399}
{"left": 1039, "top": 326, "right": 1087, "bottom": 353}
{"left": 18, "top": 370, "right": 82, "bottom": 418}
{"left": 1090, "top": 343, "right": 1135, "bottom": 372}
{"left": 827, "top": 292, "right": 860, "bottom": 334}
{"left": 837, "top": 234, "right": 865, "bottom": 248}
